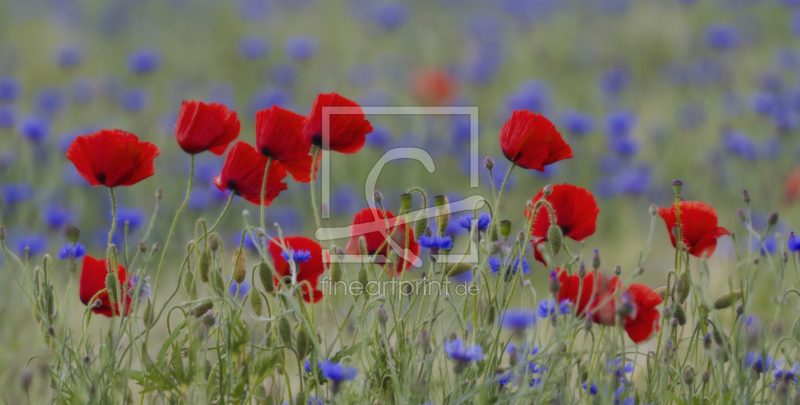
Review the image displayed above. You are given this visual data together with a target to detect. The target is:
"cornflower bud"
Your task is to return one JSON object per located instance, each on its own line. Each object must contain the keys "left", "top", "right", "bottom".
{"left": 484, "top": 157, "right": 494, "bottom": 170}
{"left": 592, "top": 249, "right": 600, "bottom": 270}
{"left": 768, "top": 212, "right": 779, "bottom": 227}
{"left": 65, "top": 225, "right": 80, "bottom": 243}
{"left": 742, "top": 189, "right": 751, "bottom": 204}
{"left": 209, "top": 236, "right": 219, "bottom": 252}
{"left": 156, "top": 188, "right": 163, "bottom": 200}
{"left": 613, "top": 265, "right": 621, "bottom": 276}
{"left": 542, "top": 184, "right": 553, "bottom": 197}
{"left": 374, "top": 190, "right": 383, "bottom": 204}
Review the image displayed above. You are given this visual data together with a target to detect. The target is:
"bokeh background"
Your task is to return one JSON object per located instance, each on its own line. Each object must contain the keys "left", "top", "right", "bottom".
{"left": 1, "top": 0, "right": 799, "bottom": 397}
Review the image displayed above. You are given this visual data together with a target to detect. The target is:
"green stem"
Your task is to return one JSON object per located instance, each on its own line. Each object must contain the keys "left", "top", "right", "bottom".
{"left": 260, "top": 157, "right": 273, "bottom": 233}
{"left": 491, "top": 163, "right": 515, "bottom": 236}
{"left": 108, "top": 188, "right": 117, "bottom": 246}
{"left": 309, "top": 148, "right": 322, "bottom": 231}
{"left": 208, "top": 193, "right": 234, "bottom": 234}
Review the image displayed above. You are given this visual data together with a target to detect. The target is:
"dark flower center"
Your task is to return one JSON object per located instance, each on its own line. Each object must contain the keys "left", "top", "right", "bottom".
{"left": 97, "top": 173, "right": 106, "bottom": 185}
{"left": 227, "top": 179, "right": 241, "bottom": 196}
{"left": 559, "top": 225, "right": 570, "bottom": 236}
{"left": 260, "top": 146, "right": 272, "bottom": 158}
{"left": 311, "top": 134, "right": 323, "bottom": 147}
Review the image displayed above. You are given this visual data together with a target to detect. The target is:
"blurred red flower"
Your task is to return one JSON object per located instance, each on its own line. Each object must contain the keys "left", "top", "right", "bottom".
{"left": 344, "top": 208, "right": 420, "bottom": 276}
{"left": 784, "top": 167, "right": 800, "bottom": 203}
{"left": 410, "top": 68, "right": 458, "bottom": 106}
{"left": 213, "top": 141, "right": 287, "bottom": 206}
{"left": 500, "top": 110, "right": 572, "bottom": 171}
{"left": 175, "top": 100, "right": 240, "bottom": 155}
{"left": 79, "top": 255, "right": 131, "bottom": 317}
{"left": 302, "top": 93, "right": 373, "bottom": 154}
{"left": 66, "top": 129, "right": 160, "bottom": 187}
{"left": 526, "top": 184, "right": 599, "bottom": 242}
{"left": 268, "top": 236, "right": 327, "bottom": 303}
{"left": 256, "top": 105, "right": 316, "bottom": 182}
{"left": 531, "top": 237, "right": 548, "bottom": 266}
{"left": 658, "top": 201, "right": 729, "bottom": 258}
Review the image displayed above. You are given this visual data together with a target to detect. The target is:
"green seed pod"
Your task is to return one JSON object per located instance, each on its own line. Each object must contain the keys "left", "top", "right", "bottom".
{"left": 296, "top": 328, "right": 310, "bottom": 359}
{"left": 250, "top": 291, "right": 262, "bottom": 316}
{"left": 232, "top": 248, "right": 246, "bottom": 283}
{"left": 106, "top": 272, "right": 120, "bottom": 304}
{"left": 673, "top": 304, "right": 686, "bottom": 326}
{"left": 264, "top": 321, "right": 274, "bottom": 346}
{"left": 435, "top": 195, "right": 450, "bottom": 235}
{"left": 65, "top": 225, "right": 80, "bottom": 243}
{"left": 713, "top": 290, "right": 743, "bottom": 310}
{"left": 547, "top": 224, "right": 562, "bottom": 256}
{"left": 211, "top": 269, "right": 226, "bottom": 297}
{"left": 672, "top": 179, "right": 683, "bottom": 196}
{"left": 499, "top": 220, "right": 511, "bottom": 237}
{"left": 678, "top": 271, "right": 692, "bottom": 304}
{"left": 192, "top": 302, "right": 214, "bottom": 318}
{"left": 278, "top": 317, "right": 293, "bottom": 347}
{"left": 43, "top": 285, "right": 54, "bottom": 321}
{"left": 357, "top": 266, "right": 368, "bottom": 295}
{"left": 446, "top": 263, "right": 473, "bottom": 278}
{"left": 295, "top": 391, "right": 306, "bottom": 405}
{"left": 712, "top": 327, "right": 726, "bottom": 347}
{"left": 414, "top": 211, "right": 429, "bottom": 242}
{"left": 400, "top": 193, "right": 412, "bottom": 211}
{"left": 199, "top": 251, "right": 211, "bottom": 283}
{"left": 258, "top": 262, "right": 275, "bottom": 294}
{"left": 143, "top": 300, "right": 154, "bottom": 326}
{"left": 183, "top": 271, "right": 197, "bottom": 300}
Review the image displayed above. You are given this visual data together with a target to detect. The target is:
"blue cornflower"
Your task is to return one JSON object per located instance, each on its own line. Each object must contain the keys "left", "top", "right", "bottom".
{"left": 372, "top": 1, "right": 410, "bottom": 32}
{"left": 319, "top": 360, "right": 358, "bottom": 382}
{"left": 506, "top": 80, "right": 551, "bottom": 114}
{"left": 115, "top": 206, "right": 147, "bottom": 231}
{"left": 537, "top": 297, "right": 572, "bottom": 318}
{"left": 239, "top": 36, "right": 270, "bottom": 60}
{"left": 304, "top": 359, "right": 322, "bottom": 373}
{"left": 722, "top": 130, "right": 758, "bottom": 161}
{"left": 0, "top": 105, "right": 15, "bottom": 129}
{"left": 560, "top": 110, "right": 594, "bottom": 136}
{"left": 418, "top": 234, "right": 453, "bottom": 252}
{"left": 772, "top": 362, "right": 799, "bottom": 388}
{"left": 744, "top": 351, "right": 775, "bottom": 376}
{"left": 496, "top": 372, "right": 515, "bottom": 388}
{"left": 18, "top": 115, "right": 50, "bottom": 143}
{"left": 444, "top": 339, "right": 483, "bottom": 365}
{"left": 0, "top": 76, "right": 22, "bottom": 102}
{"left": 609, "top": 136, "right": 639, "bottom": 156}
{"left": 228, "top": 279, "right": 251, "bottom": 300}
{"left": 603, "top": 110, "right": 636, "bottom": 138}
{"left": 788, "top": 232, "right": 800, "bottom": 253}
{"left": 489, "top": 255, "right": 531, "bottom": 276}
{"left": 365, "top": 124, "right": 391, "bottom": 148}
{"left": 458, "top": 212, "right": 491, "bottom": 232}
{"left": 281, "top": 249, "right": 312, "bottom": 264}
{"left": 1, "top": 183, "right": 34, "bottom": 205}
{"left": 611, "top": 166, "right": 652, "bottom": 196}
{"left": 57, "top": 243, "right": 86, "bottom": 260}
{"left": 127, "top": 49, "right": 162, "bottom": 74}
{"left": 33, "top": 88, "right": 66, "bottom": 117}
{"left": 119, "top": 88, "right": 150, "bottom": 112}
{"left": 42, "top": 205, "right": 74, "bottom": 228}
{"left": 706, "top": 23, "right": 741, "bottom": 50}
{"left": 752, "top": 236, "right": 778, "bottom": 256}
{"left": 15, "top": 234, "right": 48, "bottom": 257}
{"left": 247, "top": 87, "right": 291, "bottom": 116}
{"left": 583, "top": 382, "right": 598, "bottom": 396}
{"left": 284, "top": 35, "right": 319, "bottom": 61}
{"left": 506, "top": 342, "right": 540, "bottom": 357}
{"left": 127, "top": 275, "right": 151, "bottom": 302}
{"left": 599, "top": 66, "right": 630, "bottom": 96}
{"left": 500, "top": 309, "right": 537, "bottom": 330}
{"left": 56, "top": 44, "right": 83, "bottom": 69}
{"left": 607, "top": 357, "right": 635, "bottom": 380}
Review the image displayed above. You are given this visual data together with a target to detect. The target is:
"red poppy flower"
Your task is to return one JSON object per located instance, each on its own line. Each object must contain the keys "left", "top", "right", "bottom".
{"left": 658, "top": 201, "right": 730, "bottom": 258}
{"left": 79, "top": 255, "right": 131, "bottom": 317}
{"left": 302, "top": 93, "right": 373, "bottom": 154}
{"left": 213, "top": 142, "right": 288, "bottom": 206}
{"left": 66, "top": 129, "right": 160, "bottom": 187}
{"left": 499, "top": 110, "right": 572, "bottom": 171}
{"left": 175, "top": 100, "right": 240, "bottom": 155}
{"left": 410, "top": 68, "right": 458, "bottom": 106}
{"left": 557, "top": 269, "right": 662, "bottom": 343}
{"left": 268, "top": 236, "right": 328, "bottom": 303}
{"left": 526, "top": 184, "right": 599, "bottom": 242}
{"left": 256, "top": 105, "right": 317, "bottom": 182}
{"left": 785, "top": 167, "right": 800, "bottom": 203}
{"left": 531, "top": 237, "right": 548, "bottom": 266}
{"left": 344, "top": 208, "right": 420, "bottom": 276}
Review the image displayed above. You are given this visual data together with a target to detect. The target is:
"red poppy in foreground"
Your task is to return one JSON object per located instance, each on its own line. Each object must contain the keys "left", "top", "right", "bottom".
{"left": 256, "top": 105, "right": 316, "bottom": 182}
{"left": 268, "top": 236, "right": 327, "bottom": 303}
{"left": 302, "top": 93, "right": 373, "bottom": 154}
{"left": 658, "top": 201, "right": 730, "bottom": 258}
{"left": 526, "top": 184, "right": 599, "bottom": 242}
{"left": 410, "top": 68, "right": 458, "bottom": 106}
{"left": 213, "top": 142, "right": 288, "bottom": 206}
{"left": 499, "top": 110, "right": 572, "bottom": 171}
{"left": 344, "top": 208, "right": 420, "bottom": 276}
{"left": 79, "top": 255, "right": 130, "bottom": 317}
{"left": 175, "top": 100, "right": 240, "bottom": 155}
{"left": 556, "top": 269, "right": 662, "bottom": 343}
{"left": 66, "top": 129, "right": 160, "bottom": 187}
{"left": 531, "top": 237, "right": 548, "bottom": 266}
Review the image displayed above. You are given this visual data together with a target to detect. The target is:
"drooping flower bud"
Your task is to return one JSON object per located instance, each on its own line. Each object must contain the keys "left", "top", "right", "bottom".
{"left": 199, "top": 251, "right": 211, "bottom": 283}
{"left": 250, "top": 290, "right": 262, "bottom": 316}
{"left": 655, "top": 286, "right": 667, "bottom": 299}
{"left": 678, "top": 272, "right": 691, "bottom": 304}
{"left": 183, "top": 271, "right": 197, "bottom": 300}
{"left": 435, "top": 195, "right": 450, "bottom": 236}
{"left": 713, "top": 290, "right": 743, "bottom": 310}
{"left": 105, "top": 272, "right": 120, "bottom": 304}
{"left": 258, "top": 262, "right": 275, "bottom": 293}
{"left": 278, "top": 316, "right": 293, "bottom": 346}
{"left": 414, "top": 210, "right": 429, "bottom": 242}
{"left": 192, "top": 302, "right": 214, "bottom": 318}
{"left": 673, "top": 304, "right": 686, "bottom": 326}
{"left": 548, "top": 225, "right": 562, "bottom": 256}
{"left": 232, "top": 248, "right": 246, "bottom": 283}
{"left": 400, "top": 193, "right": 412, "bottom": 211}
{"left": 296, "top": 328, "right": 310, "bottom": 359}
{"left": 357, "top": 266, "right": 368, "bottom": 296}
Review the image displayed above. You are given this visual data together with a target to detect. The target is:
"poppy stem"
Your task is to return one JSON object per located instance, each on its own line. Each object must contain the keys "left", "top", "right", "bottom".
{"left": 108, "top": 188, "right": 117, "bottom": 246}
{"left": 208, "top": 193, "right": 234, "bottom": 234}
{"left": 260, "top": 157, "right": 273, "bottom": 233}
{"left": 492, "top": 163, "right": 516, "bottom": 236}
{"left": 309, "top": 148, "right": 322, "bottom": 231}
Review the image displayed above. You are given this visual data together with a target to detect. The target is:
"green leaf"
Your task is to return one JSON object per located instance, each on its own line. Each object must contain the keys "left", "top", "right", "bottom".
{"left": 157, "top": 319, "right": 188, "bottom": 366}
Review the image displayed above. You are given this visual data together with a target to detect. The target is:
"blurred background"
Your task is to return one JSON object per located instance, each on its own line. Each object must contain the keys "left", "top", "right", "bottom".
{"left": 1, "top": 0, "right": 799, "bottom": 396}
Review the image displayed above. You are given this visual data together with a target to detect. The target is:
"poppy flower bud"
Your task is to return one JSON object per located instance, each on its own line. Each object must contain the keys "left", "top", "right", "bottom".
{"left": 152, "top": 243, "right": 160, "bottom": 252}
{"left": 250, "top": 290, "right": 262, "bottom": 316}
{"left": 673, "top": 304, "right": 686, "bottom": 326}
{"left": 489, "top": 222, "right": 499, "bottom": 242}
{"left": 678, "top": 272, "right": 691, "bottom": 303}
{"left": 278, "top": 316, "right": 293, "bottom": 346}
{"left": 671, "top": 226, "right": 681, "bottom": 241}
{"left": 742, "top": 189, "right": 751, "bottom": 204}
{"left": 357, "top": 266, "right": 368, "bottom": 296}
{"left": 413, "top": 211, "right": 429, "bottom": 242}
{"left": 192, "top": 302, "right": 214, "bottom": 318}
{"left": 548, "top": 225, "right": 562, "bottom": 255}
{"left": 436, "top": 196, "right": 450, "bottom": 235}
{"left": 663, "top": 306, "right": 672, "bottom": 319}
{"left": 703, "top": 333, "right": 712, "bottom": 350}
{"left": 183, "top": 271, "right": 197, "bottom": 300}
{"left": 517, "top": 231, "right": 526, "bottom": 244}
{"left": 584, "top": 317, "right": 593, "bottom": 332}
{"left": 486, "top": 305, "right": 496, "bottom": 326}
{"left": 65, "top": 225, "right": 80, "bottom": 243}
{"left": 358, "top": 236, "right": 368, "bottom": 257}
{"left": 672, "top": 179, "right": 683, "bottom": 196}
{"left": 484, "top": 157, "right": 494, "bottom": 170}
{"left": 400, "top": 193, "right": 412, "bottom": 211}
{"left": 649, "top": 204, "right": 657, "bottom": 217}
{"left": 499, "top": 220, "right": 511, "bottom": 237}
{"left": 373, "top": 190, "right": 383, "bottom": 205}
{"left": 701, "top": 371, "right": 710, "bottom": 384}
{"left": 613, "top": 265, "right": 621, "bottom": 276}
{"left": 138, "top": 241, "right": 147, "bottom": 253}
{"left": 737, "top": 208, "right": 747, "bottom": 223}
{"left": 296, "top": 328, "right": 310, "bottom": 359}
{"left": 713, "top": 290, "right": 743, "bottom": 310}
{"left": 255, "top": 228, "right": 267, "bottom": 238}
{"left": 202, "top": 311, "right": 217, "bottom": 328}
{"left": 683, "top": 368, "right": 694, "bottom": 386}
{"left": 295, "top": 392, "right": 306, "bottom": 405}
{"left": 712, "top": 327, "right": 726, "bottom": 347}
{"left": 258, "top": 262, "right": 275, "bottom": 293}
{"left": 156, "top": 188, "right": 163, "bottom": 200}
{"left": 542, "top": 184, "right": 553, "bottom": 197}
{"left": 592, "top": 249, "right": 600, "bottom": 270}
{"left": 768, "top": 212, "right": 779, "bottom": 227}
{"left": 329, "top": 260, "right": 343, "bottom": 284}
{"left": 377, "top": 306, "right": 388, "bottom": 325}
{"left": 578, "top": 262, "right": 587, "bottom": 278}
{"left": 106, "top": 272, "right": 120, "bottom": 304}
{"left": 232, "top": 248, "right": 246, "bottom": 283}
{"left": 198, "top": 251, "right": 211, "bottom": 283}
{"left": 209, "top": 236, "right": 219, "bottom": 252}
{"left": 446, "top": 263, "right": 473, "bottom": 278}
